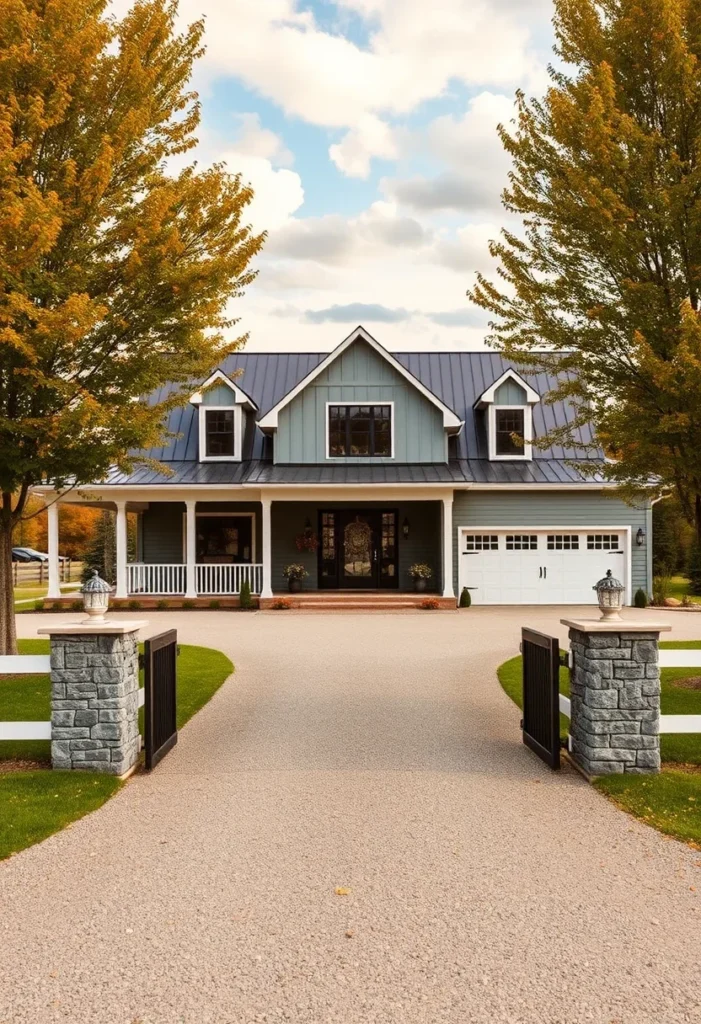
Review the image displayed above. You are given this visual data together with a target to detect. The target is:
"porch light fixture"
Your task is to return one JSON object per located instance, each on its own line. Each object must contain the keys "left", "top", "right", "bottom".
{"left": 636, "top": 528, "right": 645, "bottom": 547}
{"left": 402, "top": 517, "right": 410, "bottom": 540}
{"left": 593, "top": 569, "right": 625, "bottom": 622}
{"left": 81, "top": 569, "right": 113, "bottom": 623}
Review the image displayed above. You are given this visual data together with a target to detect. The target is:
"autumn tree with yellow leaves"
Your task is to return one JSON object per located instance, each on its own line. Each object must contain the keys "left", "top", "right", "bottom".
{"left": 0, "top": 0, "right": 264, "bottom": 652}
{"left": 470, "top": 0, "right": 701, "bottom": 548}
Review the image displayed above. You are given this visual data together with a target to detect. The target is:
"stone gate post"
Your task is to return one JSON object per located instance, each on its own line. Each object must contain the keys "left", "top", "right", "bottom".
{"left": 38, "top": 621, "right": 148, "bottom": 776}
{"left": 560, "top": 618, "right": 671, "bottom": 776}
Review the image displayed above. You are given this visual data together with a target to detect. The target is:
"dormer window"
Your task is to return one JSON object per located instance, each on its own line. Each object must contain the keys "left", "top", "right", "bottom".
{"left": 494, "top": 408, "right": 526, "bottom": 457}
{"left": 327, "top": 403, "right": 393, "bottom": 458}
{"left": 205, "top": 409, "right": 235, "bottom": 458}
{"left": 474, "top": 368, "right": 540, "bottom": 462}
{"left": 189, "top": 368, "right": 258, "bottom": 464}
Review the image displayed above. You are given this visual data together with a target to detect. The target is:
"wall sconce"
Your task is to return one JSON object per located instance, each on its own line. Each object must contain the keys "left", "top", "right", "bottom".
{"left": 303, "top": 517, "right": 313, "bottom": 540}
{"left": 402, "top": 517, "right": 410, "bottom": 540}
{"left": 636, "top": 528, "right": 645, "bottom": 547}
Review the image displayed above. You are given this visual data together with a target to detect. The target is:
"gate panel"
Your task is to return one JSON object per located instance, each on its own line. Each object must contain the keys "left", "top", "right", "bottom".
{"left": 144, "top": 629, "right": 178, "bottom": 770}
{"left": 521, "top": 627, "right": 560, "bottom": 770}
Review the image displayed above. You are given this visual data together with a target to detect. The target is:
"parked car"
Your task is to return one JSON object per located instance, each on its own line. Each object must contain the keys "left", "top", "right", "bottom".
{"left": 12, "top": 547, "right": 68, "bottom": 563}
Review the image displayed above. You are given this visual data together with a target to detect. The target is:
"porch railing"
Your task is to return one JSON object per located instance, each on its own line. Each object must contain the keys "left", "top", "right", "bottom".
{"left": 126, "top": 563, "right": 263, "bottom": 596}
{"left": 196, "top": 563, "right": 263, "bottom": 596}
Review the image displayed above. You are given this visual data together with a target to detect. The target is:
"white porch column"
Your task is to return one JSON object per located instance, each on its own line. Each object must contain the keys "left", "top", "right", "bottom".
{"left": 185, "top": 500, "right": 197, "bottom": 598}
{"left": 442, "top": 495, "right": 455, "bottom": 600}
{"left": 115, "top": 501, "right": 128, "bottom": 599}
{"left": 261, "top": 498, "right": 273, "bottom": 598}
{"left": 47, "top": 502, "right": 61, "bottom": 599}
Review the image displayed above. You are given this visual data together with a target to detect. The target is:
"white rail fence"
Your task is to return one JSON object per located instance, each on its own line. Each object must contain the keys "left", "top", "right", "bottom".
{"left": 126, "top": 563, "right": 263, "bottom": 596}
{"left": 558, "top": 648, "right": 701, "bottom": 734}
{"left": 0, "top": 655, "right": 145, "bottom": 742}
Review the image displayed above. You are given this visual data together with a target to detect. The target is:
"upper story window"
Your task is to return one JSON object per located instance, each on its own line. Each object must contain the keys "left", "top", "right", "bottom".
{"left": 494, "top": 408, "right": 525, "bottom": 457}
{"left": 205, "top": 409, "right": 235, "bottom": 457}
{"left": 328, "top": 404, "right": 393, "bottom": 458}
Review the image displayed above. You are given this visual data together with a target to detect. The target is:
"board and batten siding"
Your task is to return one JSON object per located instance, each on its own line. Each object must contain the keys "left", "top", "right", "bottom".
{"left": 493, "top": 380, "right": 527, "bottom": 405}
{"left": 275, "top": 340, "right": 447, "bottom": 464}
{"left": 451, "top": 491, "right": 651, "bottom": 596}
{"left": 201, "top": 383, "right": 238, "bottom": 405}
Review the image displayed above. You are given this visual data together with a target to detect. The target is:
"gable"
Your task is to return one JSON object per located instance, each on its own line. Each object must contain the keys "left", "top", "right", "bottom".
{"left": 274, "top": 339, "right": 448, "bottom": 464}
{"left": 494, "top": 380, "right": 527, "bottom": 405}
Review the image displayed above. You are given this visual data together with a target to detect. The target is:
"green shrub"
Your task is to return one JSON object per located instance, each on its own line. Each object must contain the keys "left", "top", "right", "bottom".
{"left": 127, "top": 600, "right": 141, "bottom": 610}
{"left": 459, "top": 587, "right": 471, "bottom": 608}
{"left": 34, "top": 599, "right": 44, "bottom": 611}
{"left": 209, "top": 599, "right": 221, "bottom": 610}
{"left": 182, "top": 599, "right": 195, "bottom": 610}
{"left": 652, "top": 574, "right": 671, "bottom": 605}
{"left": 239, "top": 579, "right": 252, "bottom": 609}
{"left": 634, "top": 588, "right": 648, "bottom": 609}
{"left": 156, "top": 599, "right": 168, "bottom": 610}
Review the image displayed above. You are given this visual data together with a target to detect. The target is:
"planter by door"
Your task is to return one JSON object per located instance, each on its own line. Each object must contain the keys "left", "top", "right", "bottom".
{"left": 414, "top": 578, "right": 427, "bottom": 592}
{"left": 288, "top": 578, "right": 302, "bottom": 593}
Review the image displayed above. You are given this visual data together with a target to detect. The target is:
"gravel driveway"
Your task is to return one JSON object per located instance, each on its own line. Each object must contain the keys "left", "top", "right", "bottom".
{"left": 3, "top": 606, "right": 701, "bottom": 1024}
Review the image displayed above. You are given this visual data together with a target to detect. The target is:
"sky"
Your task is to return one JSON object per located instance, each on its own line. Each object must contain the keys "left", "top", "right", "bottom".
{"left": 114, "top": 0, "right": 558, "bottom": 351}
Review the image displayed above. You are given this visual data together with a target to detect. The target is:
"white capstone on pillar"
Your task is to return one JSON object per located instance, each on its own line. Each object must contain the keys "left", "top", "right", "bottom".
{"left": 442, "top": 495, "right": 455, "bottom": 599}
{"left": 185, "top": 500, "right": 197, "bottom": 598}
{"left": 47, "top": 502, "right": 61, "bottom": 599}
{"left": 261, "top": 498, "right": 273, "bottom": 598}
{"left": 115, "top": 501, "right": 128, "bottom": 599}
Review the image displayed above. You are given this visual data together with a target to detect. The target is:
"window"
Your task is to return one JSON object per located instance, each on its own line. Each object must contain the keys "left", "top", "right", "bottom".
{"left": 494, "top": 408, "right": 525, "bottom": 456}
{"left": 587, "top": 534, "right": 621, "bottom": 550}
{"left": 547, "top": 534, "right": 580, "bottom": 550}
{"left": 465, "top": 535, "right": 499, "bottom": 551}
{"left": 328, "top": 404, "right": 393, "bottom": 457}
{"left": 205, "top": 409, "right": 235, "bottom": 457}
{"left": 506, "top": 534, "right": 538, "bottom": 550}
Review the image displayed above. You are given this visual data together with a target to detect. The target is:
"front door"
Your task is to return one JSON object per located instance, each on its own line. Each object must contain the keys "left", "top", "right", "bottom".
{"left": 318, "top": 510, "right": 399, "bottom": 589}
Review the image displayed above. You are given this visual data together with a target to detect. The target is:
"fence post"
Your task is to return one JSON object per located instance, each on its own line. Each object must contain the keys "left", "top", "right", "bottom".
{"left": 38, "top": 620, "right": 148, "bottom": 776}
{"left": 561, "top": 618, "right": 671, "bottom": 776}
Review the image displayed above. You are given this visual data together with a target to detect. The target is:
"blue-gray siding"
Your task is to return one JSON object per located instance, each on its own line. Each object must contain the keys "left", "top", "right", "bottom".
{"left": 275, "top": 341, "right": 446, "bottom": 464}
{"left": 140, "top": 502, "right": 262, "bottom": 565}
{"left": 201, "top": 383, "right": 238, "bottom": 405}
{"left": 493, "top": 380, "right": 527, "bottom": 405}
{"left": 451, "top": 491, "right": 650, "bottom": 594}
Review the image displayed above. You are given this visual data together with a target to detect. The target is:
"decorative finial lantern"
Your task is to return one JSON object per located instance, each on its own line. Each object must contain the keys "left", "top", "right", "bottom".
{"left": 81, "top": 570, "right": 113, "bottom": 623}
{"left": 593, "top": 569, "right": 625, "bottom": 621}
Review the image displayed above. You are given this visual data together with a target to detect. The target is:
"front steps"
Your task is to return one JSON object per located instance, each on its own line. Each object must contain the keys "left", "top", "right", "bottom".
{"left": 260, "top": 592, "right": 457, "bottom": 611}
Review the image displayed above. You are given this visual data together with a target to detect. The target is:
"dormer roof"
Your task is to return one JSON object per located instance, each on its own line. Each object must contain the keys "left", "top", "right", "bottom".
{"left": 473, "top": 368, "right": 540, "bottom": 409}
{"left": 189, "top": 369, "right": 258, "bottom": 411}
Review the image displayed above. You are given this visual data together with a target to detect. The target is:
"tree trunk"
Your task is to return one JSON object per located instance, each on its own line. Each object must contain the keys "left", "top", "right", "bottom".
{"left": 696, "top": 495, "right": 701, "bottom": 548}
{"left": 0, "top": 515, "right": 17, "bottom": 656}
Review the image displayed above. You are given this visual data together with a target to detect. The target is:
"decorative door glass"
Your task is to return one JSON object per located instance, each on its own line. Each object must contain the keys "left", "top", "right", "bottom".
{"left": 343, "top": 516, "right": 373, "bottom": 577}
{"left": 380, "top": 513, "right": 396, "bottom": 579}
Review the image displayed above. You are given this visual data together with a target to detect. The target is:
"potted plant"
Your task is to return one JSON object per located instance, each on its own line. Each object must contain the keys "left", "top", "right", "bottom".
{"left": 408, "top": 563, "right": 433, "bottom": 593}
{"left": 283, "top": 563, "right": 309, "bottom": 593}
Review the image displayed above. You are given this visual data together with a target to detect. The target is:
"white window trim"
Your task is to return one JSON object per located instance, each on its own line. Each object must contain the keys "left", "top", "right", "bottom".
{"left": 182, "top": 511, "right": 256, "bottom": 562}
{"left": 325, "top": 401, "right": 395, "bottom": 460}
{"left": 199, "top": 404, "right": 243, "bottom": 462}
{"left": 488, "top": 404, "right": 533, "bottom": 461}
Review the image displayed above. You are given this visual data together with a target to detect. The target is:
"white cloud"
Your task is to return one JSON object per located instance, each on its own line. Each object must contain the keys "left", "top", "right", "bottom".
{"left": 232, "top": 112, "right": 294, "bottom": 167}
{"left": 329, "top": 115, "right": 400, "bottom": 178}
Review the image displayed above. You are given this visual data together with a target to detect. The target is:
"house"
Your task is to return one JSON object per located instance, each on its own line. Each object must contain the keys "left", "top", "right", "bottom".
{"left": 39, "top": 326, "right": 652, "bottom": 607}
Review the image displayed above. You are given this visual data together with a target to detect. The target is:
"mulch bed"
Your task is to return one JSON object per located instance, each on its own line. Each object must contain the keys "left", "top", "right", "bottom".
{"left": 0, "top": 759, "right": 50, "bottom": 775}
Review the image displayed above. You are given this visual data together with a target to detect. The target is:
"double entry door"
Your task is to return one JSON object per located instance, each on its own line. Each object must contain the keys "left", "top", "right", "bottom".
{"left": 318, "top": 509, "right": 399, "bottom": 589}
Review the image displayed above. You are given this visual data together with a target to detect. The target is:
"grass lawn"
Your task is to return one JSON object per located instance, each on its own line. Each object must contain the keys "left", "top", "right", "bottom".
{"left": 667, "top": 575, "right": 701, "bottom": 605}
{"left": 497, "top": 640, "right": 701, "bottom": 846}
{"left": 0, "top": 639, "right": 233, "bottom": 860}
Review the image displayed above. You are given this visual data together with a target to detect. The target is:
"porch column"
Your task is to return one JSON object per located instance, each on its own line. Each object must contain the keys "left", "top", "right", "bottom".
{"left": 441, "top": 496, "right": 455, "bottom": 599}
{"left": 261, "top": 498, "right": 273, "bottom": 598}
{"left": 185, "top": 500, "right": 197, "bottom": 598}
{"left": 47, "top": 502, "right": 61, "bottom": 599}
{"left": 115, "top": 501, "right": 128, "bottom": 598}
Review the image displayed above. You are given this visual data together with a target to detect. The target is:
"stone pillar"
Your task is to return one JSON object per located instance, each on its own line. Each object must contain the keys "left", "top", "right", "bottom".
{"left": 39, "top": 622, "right": 147, "bottom": 776}
{"left": 561, "top": 618, "right": 671, "bottom": 776}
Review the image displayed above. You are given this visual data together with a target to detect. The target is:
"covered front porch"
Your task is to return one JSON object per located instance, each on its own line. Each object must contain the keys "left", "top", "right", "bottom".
{"left": 43, "top": 487, "right": 456, "bottom": 603}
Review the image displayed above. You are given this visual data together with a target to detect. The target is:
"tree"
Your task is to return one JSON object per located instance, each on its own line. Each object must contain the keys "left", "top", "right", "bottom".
{"left": 0, "top": 0, "right": 264, "bottom": 652}
{"left": 469, "top": 0, "right": 701, "bottom": 539}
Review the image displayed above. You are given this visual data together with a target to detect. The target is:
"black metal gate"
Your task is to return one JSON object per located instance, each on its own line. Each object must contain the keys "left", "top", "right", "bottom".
{"left": 521, "top": 628, "right": 560, "bottom": 770}
{"left": 144, "top": 630, "right": 178, "bottom": 770}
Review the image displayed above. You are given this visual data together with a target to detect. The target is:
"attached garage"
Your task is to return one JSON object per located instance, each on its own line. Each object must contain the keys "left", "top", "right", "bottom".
{"left": 457, "top": 528, "right": 630, "bottom": 605}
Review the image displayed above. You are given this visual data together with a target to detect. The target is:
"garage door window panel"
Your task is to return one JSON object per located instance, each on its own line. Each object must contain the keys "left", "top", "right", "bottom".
{"left": 588, "top": 534, "right": 621, "bottom": 550}
{"left": 506, "top": 535, "right": 538, "bottom": 550}
{"left": 465, "top": 535, "right": 499, "bottom": 551}
{"left": 547, "top": 534, "right": 580, "bottom": 550}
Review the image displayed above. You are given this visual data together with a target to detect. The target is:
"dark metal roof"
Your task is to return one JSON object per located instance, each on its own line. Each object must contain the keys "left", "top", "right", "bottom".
{"left": 105, "top": 351, "right": 603, "bottom": 487}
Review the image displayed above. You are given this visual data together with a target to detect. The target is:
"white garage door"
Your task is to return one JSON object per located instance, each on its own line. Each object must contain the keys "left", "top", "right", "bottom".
{"left": 458, "top": 529, "right": 629, "bottom": 605}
